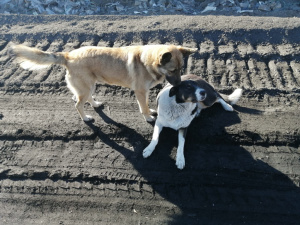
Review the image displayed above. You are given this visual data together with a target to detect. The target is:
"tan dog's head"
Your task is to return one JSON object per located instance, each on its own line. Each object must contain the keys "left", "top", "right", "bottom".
{"left": 155, "top": 45, "right": 198, "bottom": 86}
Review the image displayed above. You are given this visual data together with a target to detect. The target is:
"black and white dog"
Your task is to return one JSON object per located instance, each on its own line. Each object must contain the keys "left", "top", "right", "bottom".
{"left": 143, "top": 74, "right": 242, "bottom": 169}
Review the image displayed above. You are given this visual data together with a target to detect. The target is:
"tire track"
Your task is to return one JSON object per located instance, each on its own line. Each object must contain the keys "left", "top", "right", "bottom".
{"left": 2, "top": 36, "right": 300, "bottom": 92}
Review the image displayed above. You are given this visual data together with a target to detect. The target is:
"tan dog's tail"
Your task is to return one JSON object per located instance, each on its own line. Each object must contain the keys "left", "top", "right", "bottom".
{"left": 9, "top": 44, "right": 67, "bottom": 70}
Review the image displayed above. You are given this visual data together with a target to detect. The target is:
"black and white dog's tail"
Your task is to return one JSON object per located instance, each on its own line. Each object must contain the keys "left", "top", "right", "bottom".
{"left": 220, "top": 88, "right": 243, "bottom": 105}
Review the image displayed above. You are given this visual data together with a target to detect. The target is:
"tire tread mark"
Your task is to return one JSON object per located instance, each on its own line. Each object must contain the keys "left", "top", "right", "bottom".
{"left": 268, "top": 60, "right": 285, "bottom": 89}
{"left": 222, "top": 58, "right": 231, "bottom": 86}
{"left": 0, "top": 39, "right": 8, "bottom": 51}
{"left": 290, "top": 60, "right": 300, "bottom": 86}
{"left": 247, "top": 58, "right": 265, "bottom": 88}
{"left": 207, "top": 55, "right": 219, "bottom": 87}
{"left": 257, "top": 59, "right": 275, "bottom": 88}
{"left": 279, "top": 60, "right": 300, "bottom": 88}
{"left": 237, "top": 43, "right": 255, "bottom": 58}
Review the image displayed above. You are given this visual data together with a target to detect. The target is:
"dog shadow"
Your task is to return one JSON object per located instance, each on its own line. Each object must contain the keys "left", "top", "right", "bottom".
{"left": 87, "top": 104, "right": 299, "bottom": 225}
{"left": 234, "top": 105, "right": 263, "bottom": 115}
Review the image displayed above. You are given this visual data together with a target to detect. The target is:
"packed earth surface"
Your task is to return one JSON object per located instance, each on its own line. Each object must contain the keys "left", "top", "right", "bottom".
{"left": 0, "top": 8, "right": 300, "bottom": 225}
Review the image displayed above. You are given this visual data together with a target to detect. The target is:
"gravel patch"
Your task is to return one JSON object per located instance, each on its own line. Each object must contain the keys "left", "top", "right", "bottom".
{"left": 1, "top": 0, "right": 300, "bottom": 17}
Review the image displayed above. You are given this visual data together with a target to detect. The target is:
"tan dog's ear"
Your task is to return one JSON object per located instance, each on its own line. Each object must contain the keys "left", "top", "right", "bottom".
{"left": 177, "top": 46, "right": 198, "bottom": 56}
{"left": 159, "top": 52, "right": 172, "bottom": 65}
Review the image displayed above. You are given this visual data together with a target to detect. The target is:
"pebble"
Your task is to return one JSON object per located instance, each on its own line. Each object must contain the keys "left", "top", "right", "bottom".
{"left": 258, "top": 2, "right": 271, "bottom": 12}
{"left": 202, "top": 3, "right": 217, "bottom": 13}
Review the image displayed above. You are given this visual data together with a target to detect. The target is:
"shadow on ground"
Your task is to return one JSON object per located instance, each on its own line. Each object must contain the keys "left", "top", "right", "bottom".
{"left": 86, "top": 104, "right": 300, "bottom": 225}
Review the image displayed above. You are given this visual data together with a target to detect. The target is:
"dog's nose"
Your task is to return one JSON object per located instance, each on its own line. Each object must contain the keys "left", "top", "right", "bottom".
{"left": 197, "top": 90, "right": 206, "bottom": 102}
{"left": 167, "top": 75, "right": 181, "bottom": 86}
{"left": 174, "top": 79, "right": 181, "bottom": 86}
{"left": 200, "top": 90, "right": 206, "bottom": 96}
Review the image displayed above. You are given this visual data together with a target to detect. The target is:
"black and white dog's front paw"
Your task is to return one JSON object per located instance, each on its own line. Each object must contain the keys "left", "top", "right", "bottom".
{"left": 176, "top": 153, "right": 185, "bottom": 170}
{"left": 143, "top": 146, "right": 155, "bottom": 158}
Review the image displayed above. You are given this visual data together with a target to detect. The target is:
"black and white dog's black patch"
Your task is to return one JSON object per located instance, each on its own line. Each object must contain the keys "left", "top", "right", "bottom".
{"left": 143, "top": 74, "right": 242, "bottom": 170}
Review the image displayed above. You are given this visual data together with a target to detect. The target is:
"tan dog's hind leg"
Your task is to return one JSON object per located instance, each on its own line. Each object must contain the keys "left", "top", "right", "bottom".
{"left": 87, "top": 95, "right": 102, "bottom": 108}
{"left": 72, "top": 85, "right": 102, "bottom": 108}
{"left": 66, "top": 72, "right": 95, "bottom": 121}
{"left": 75, "top": 95, "right": 94, "bottom": 121}
{"left": 135, "top": 89, "right": 155, "bottom": 122}
{"left": 87, "top": 84, "right": 102, "bottom": 108}
{"left": 75, "top": 91, "right": 101, "bottom": 122}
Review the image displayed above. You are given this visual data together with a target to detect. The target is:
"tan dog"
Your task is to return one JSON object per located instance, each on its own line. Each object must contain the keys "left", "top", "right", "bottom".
{"left": 10, "top": 44, "right": 197, "bottom": 122}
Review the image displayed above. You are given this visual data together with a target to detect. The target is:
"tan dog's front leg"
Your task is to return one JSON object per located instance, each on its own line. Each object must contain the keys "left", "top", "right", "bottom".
{"left": 135, "top": 90, "right": 155, "bottom": 122}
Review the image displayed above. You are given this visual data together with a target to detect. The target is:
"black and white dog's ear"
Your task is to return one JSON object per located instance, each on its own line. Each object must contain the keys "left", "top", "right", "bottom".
{"left": 169, "top": 86, "right": 178, "bottom": 97}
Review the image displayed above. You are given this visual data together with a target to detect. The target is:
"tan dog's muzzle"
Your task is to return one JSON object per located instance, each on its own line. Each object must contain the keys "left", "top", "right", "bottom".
{"left": 166, "top": 74, "right": 181, "bottom": 87}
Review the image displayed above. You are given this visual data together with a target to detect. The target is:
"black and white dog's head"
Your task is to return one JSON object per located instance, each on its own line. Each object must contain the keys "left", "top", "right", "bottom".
{"left": 169, "top": 80, "right": 207, "bottom": 103}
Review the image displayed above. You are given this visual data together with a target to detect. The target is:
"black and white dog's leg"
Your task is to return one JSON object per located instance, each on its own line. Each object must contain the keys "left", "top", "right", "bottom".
{"left": 217, "top": 98, "right": 234, "bottom": 111}
{"left": 143, "top": 121, "right": 163, "bottom": 158}
{"left": 176, "top": 128, "right": 187, "bottom": 169}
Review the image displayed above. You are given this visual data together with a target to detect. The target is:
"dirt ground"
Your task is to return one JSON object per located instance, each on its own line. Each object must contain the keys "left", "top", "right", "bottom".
{"left": 0, "top": 14, "right": 300, "bottom": 224}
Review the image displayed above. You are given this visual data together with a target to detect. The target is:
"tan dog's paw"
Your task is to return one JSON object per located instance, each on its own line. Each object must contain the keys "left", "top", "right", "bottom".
{"left": 91, "top": 101, "right": 103, "bottom": 108}
{"left": 149, "top": 109, "right": 158, "bottom": 117}
{"left": 145, "top": 115, "right": 156, "bottom": 123}
{"left": 83, "top": 115, "right": 94, "bottom": 122}
{"left": 72, "top": 95, "right": 77, "bottom": 102}
{"left": 150, "top": 108, "right": 157, "bottom": 114}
